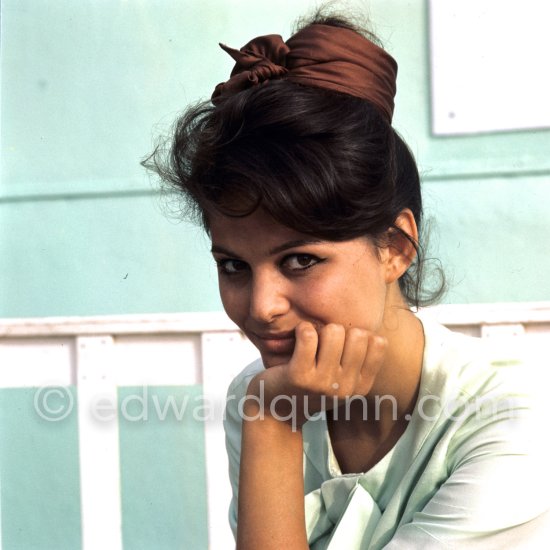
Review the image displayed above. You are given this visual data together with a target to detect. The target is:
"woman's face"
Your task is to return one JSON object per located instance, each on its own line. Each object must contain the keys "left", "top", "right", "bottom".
{"left": 209, "top": 209, "right": 392, "bottom": 368}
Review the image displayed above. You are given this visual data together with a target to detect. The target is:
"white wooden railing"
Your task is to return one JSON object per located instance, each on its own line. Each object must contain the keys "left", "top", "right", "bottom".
{"left": 0, "top": 303, "right": 549, "bottom": 549}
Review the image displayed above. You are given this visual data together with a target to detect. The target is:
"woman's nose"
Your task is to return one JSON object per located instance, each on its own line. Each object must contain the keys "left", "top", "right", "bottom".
{"left": 248, "top": 271, "right": 290, "bottom": 324}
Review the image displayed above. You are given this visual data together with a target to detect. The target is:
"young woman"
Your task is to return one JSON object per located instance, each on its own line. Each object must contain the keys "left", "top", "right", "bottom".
{"left": 146, "top": 13, "right": 549, "bottom": 549}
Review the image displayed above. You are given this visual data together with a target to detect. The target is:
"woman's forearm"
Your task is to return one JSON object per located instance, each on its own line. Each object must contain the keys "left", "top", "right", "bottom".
{"left": 236, "top": 401, "right": 309, "bottom": 550}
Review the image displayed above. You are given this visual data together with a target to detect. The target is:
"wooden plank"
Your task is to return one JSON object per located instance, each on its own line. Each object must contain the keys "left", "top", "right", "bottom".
{"left": 201, "top": 331, "right": 259, "bottom": 549}
{"left": 76, "top": 336, "right": 122, "bottom": 550}
{"left": 0, "top": 312, "right": 237, "bottom": 337}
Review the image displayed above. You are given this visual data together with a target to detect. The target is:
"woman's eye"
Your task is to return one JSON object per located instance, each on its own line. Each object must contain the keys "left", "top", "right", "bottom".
{"left": 282, "top": 254, "right": 321, "bottom": 271}
{"left": 217, "top": 259, "right": 249, "bottom": 275}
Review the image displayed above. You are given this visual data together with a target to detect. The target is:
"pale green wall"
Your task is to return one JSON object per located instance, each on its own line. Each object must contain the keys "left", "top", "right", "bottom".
{"left": 1, "top": 0, "right": 549, "bottom": 319}
{"left": 118, "top": 386, "right": 208, "bottom": 550}
{"left": 0, "top": 387, "right": 82, "bottom": 549}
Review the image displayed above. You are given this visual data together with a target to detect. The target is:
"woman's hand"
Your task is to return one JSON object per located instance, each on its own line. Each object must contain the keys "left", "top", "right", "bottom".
{"left": 236, "top": 322, "right": 387, "bottom": 548}
{"left": 246, "top": 321, "right": 387, "bottom": 429}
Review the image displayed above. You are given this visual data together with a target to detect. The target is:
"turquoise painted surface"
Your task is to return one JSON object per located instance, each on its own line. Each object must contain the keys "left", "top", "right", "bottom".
{"left": 423, "top": 175, "right": 550, "bottom": 303}
{"left": 118, "top": 385, "right": 208, "bottom": 550}
{"left": 1, "top": 0, "right": 550, "bottom": 318}
{"left": 0, "top": 387, "right": 82, "bottom": 550}
{"left": 0, "top": 194, "right": 221, "bottom": 317}
{"left": 1, "top": 0, "right": 549, "bottom": 318}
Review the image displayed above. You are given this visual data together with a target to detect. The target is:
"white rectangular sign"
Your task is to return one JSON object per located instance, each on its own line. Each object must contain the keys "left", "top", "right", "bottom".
{"left": 429, "top": 0, "right": 550, "bottom": 135}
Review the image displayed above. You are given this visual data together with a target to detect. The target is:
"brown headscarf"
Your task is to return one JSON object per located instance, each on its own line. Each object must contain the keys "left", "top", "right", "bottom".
{"left": 211, "top": 24, "right": 398, "bottom": 123}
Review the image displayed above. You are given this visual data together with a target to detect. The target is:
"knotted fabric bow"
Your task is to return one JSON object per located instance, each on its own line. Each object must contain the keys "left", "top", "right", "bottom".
{"left": 211, "top": 24, "right": 398, "bottom": 123}
{"left": 212, "top": 35, "right": 290, "bottom": 99}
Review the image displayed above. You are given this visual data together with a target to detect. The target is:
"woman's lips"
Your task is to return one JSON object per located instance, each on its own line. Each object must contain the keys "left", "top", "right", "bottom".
{"left": 250, "top": 331, "right": 296, "bottom": 355}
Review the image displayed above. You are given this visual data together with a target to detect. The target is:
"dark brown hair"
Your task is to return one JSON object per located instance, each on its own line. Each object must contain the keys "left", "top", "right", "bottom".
{"left": 143, "top": 14, "right": 445, "bottom": 307}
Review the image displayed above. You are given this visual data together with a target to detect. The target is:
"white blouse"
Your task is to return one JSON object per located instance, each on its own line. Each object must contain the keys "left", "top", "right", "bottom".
{"left": 224, "top": 315, "right": 550, "bottom": 548}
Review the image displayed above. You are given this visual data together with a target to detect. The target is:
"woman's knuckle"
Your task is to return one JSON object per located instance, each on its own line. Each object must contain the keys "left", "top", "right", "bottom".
{"left": 324, "top": 323, "right": 344, "bottom": 338}
{"left": 348, "top": 327, "right": 368, "bottom": 340}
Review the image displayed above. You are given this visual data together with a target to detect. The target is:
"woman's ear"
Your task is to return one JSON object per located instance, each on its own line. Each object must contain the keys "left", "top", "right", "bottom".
{"left": 383, "top": 209, "right": 418, "bottom": 284}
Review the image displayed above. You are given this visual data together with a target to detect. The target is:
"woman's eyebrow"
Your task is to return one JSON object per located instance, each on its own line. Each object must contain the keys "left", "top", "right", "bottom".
{"left": 211, "top": 239, "right": 322, "bottom": 257}
{"left": 268, "top": 239, "right": 323, "bottom": 255}
{"left": 210, "top": 244, "right": 238, "bottom": 256}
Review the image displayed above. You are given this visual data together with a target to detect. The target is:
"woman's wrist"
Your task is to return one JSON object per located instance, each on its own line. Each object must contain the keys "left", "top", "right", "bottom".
{"left": 242, "top": 392, "right": 306, "bottom": 432}
{"left": 245, "top": 371, "right": 309, "bottom": 430}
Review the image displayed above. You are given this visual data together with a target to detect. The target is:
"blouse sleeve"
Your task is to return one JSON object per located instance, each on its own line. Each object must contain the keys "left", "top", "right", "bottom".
{"left": 224, "top": 384, "right": 242, "bottom": 540}
{"left": 223, "top": 360, "right": 265, "bottom": 541}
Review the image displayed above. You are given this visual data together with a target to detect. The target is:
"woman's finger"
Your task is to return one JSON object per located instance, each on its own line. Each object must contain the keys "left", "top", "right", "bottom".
{"left": 289, "top": 321, "right": 318, "bottom": 371}
{"left": 316, "top": 323, "right": 346, "bottom": 372}
{"left": 360, "top": 334, "right": 387, "bottom": 386}
{"left": 339, "top": 327, "right": 369, "bottom": 389}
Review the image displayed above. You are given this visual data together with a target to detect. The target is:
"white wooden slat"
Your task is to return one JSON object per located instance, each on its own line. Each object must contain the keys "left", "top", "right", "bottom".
{"left": 0, "top": 337, "right": 74, "bottom": 388}
{"left": 76, "top": 335, "right": 122, "bottom": 550}
{"left": 112, "top": 334, "right": 201, "bottom": 386}
{"left": 201, "top": 331, "right": 259, "bottom": 550}
{"left": 0, "top": 311, "right": 238, "bottom": 337}
{"left": 425, "top": 302, "right": 550, "bottom": 326}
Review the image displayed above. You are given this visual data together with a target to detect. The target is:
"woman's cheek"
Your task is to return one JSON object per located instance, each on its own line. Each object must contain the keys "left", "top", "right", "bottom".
{"left": 295, "top": 281, "right": 335, "bottom": 321}
{"left": 219, "top": 284, "right": 243, "bottom": 323}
